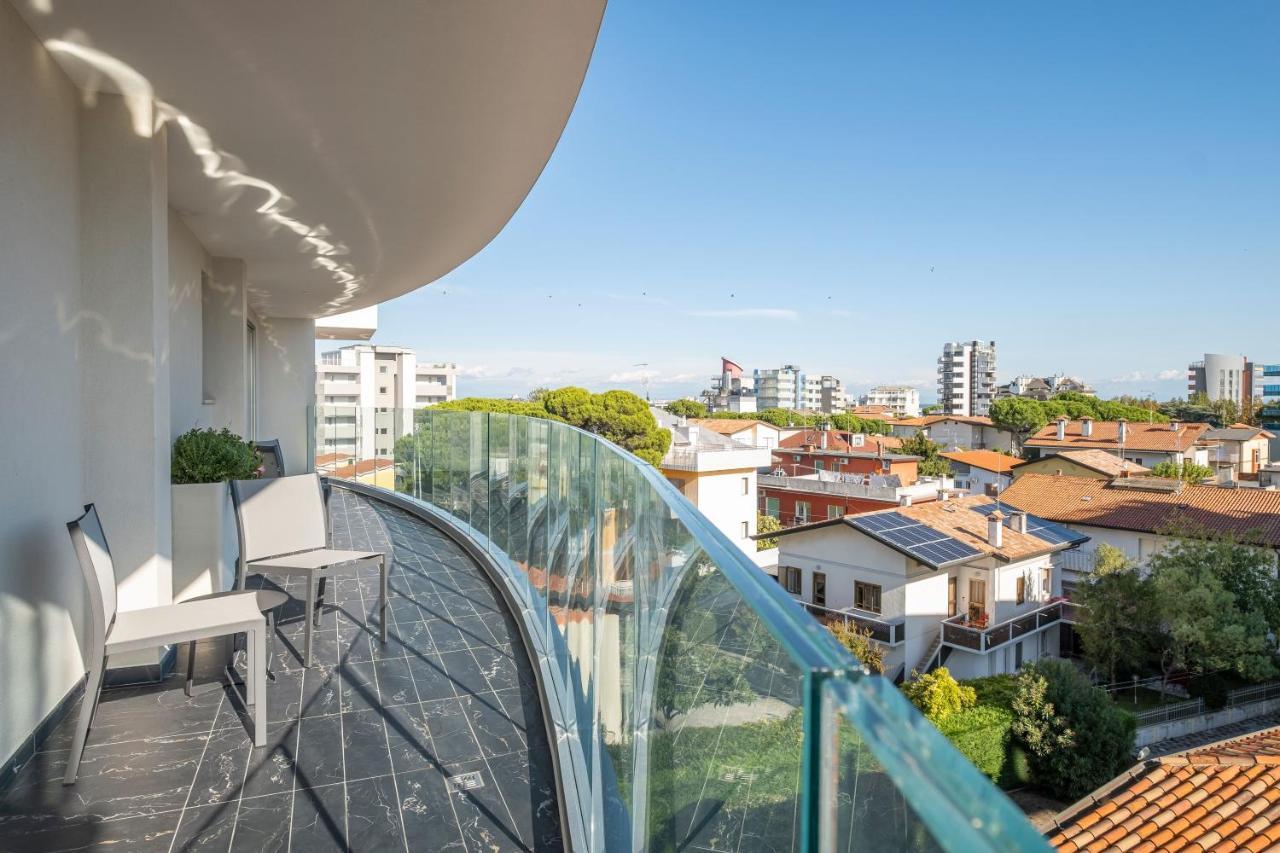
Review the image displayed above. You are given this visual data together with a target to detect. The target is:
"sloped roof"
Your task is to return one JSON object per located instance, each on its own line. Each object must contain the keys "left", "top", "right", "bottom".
{"left": 940, "top": 449, "right": 1018, "bottom": 474}
{"left": 1204, "top": 425, "right": 1276, "bottom": 442}
{"left": 1049, "top": 726, "right": 1280, "bottom": 851}
{"left": 779, "top": 429, "right": 904, "bottom": 454}
{"left": 893, "top": 415, "right": 997, "bottom": 428}
{"left": 1025, "top": 420, "right": 1209, "bottom": 452}
{"left": 1014, "top": 449, "right": 1150, "bottom": 478}
{"left": 1001, "top": 473, "right": 1280, "bottom": 547}
{"left": 690, "top": 418, "right": 777, "bottom": 435}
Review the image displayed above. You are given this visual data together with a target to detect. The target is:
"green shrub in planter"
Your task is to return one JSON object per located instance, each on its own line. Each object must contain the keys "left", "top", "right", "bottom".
{"left": 172, "top": 428, "right": 261, "bottom": 485}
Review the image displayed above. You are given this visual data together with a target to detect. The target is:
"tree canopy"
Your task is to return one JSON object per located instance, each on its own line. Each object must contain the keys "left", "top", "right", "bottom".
{"left": 664, "top": 398, "right": 708, "bottom": 419}
{"left": 1150, "top": 460, "right": 1214, "bottom": 483}
{"left": 896, "top": 432, "right": 951, "bottom": 477}
{"left": 989, "top": 397, "right": 1050, "bottom": 451}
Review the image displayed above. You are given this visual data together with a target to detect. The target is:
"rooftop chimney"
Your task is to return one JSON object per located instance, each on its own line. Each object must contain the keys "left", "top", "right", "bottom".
{"left": 1011, "top": 511, "right": 1029, "bottom": 534}
{"left": 820, "top": 431, "right": 828, "bottom": 450}
{"left": 900, "top": 494, "right": 913, "bottom": 507}
{"left": 1118, "top": 418, "right": 1128, "bottom": 445}
{"left": 1170, "top": 420, "right": 1180, "bottom": 432}
{"left": 987, "top": 510, "right": 1005, "bottom": 547}
{"left": 1081, "top": 417, "right": 1093, "bottom": 437}
{"left": 1056, "top": 418, "right": 1068, "bottom": 441}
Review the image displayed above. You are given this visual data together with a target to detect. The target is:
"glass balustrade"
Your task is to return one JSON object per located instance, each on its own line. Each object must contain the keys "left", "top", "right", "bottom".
{"left": 312, "top": 407, "right": 1047, "bottom": 852}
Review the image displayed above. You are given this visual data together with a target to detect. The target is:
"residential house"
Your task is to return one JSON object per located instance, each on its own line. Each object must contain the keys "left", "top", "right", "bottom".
{"left": 941, "top": 450, "right": 1016, "bottom": 497}
{"left": 1202, "top": 423, "right": 1274, "bottom": 481}
{"left": 848, "top": 403, "right": 896, "bottom": 418}
{"left": 1023, "top": 418, "right": 1211, "bottom": 471}
{"left": 653, "top": 411, "right": 774, "bottom": 560}
{"left": 767, "top": 496, "right": 1087, "bottom": 681}
{"left": 995, "top": 374, "right": 1095, "bottom": 401}
{"left": 758, "top": 469, "right": 952, "bottom": 527}
{"left": 690, "top": 417, "right": 784, "bottom": 451}
{"left": 890, "top": 415, "right": 1016, "bottom": 452}
{"left": 1012, "top": 449, "right": 1150, "bottom": 481}
{"left": 1049, "top": 725, "right": 1280, "bottom": 852}
{"left": 1001, "top": 472, "right": 1280, "bottom": 585}
{"left": 773, "top": 430, "right": 912, "bottom": 479}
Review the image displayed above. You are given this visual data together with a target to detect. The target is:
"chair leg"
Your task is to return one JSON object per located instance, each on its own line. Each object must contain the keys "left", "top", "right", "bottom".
{"left": 379, "top": 555, "right": 388, "bottom": 645}
{"left": 314, "top": 576, "right": 327, "bottom": 627}
{"left": 304, "top": 574, "right": 317, "bottom": 668}
{"left": 266, "top": 609, "right": 276, "bottom": 681}
{"left": 63, "top": 652, "right": 106, "bottom": 785}
{"left": 185, "top": 640, "right": 198, "bottom": 697}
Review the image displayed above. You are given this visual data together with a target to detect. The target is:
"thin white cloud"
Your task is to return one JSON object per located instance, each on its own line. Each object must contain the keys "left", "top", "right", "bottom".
{"left": 1111, "top": 369, "right": 1180, "bottom": 383}
{"left": 1156, "top": 368, "right": 1182, "bottom": 381}
{"left": 685, "top": 308, "right": 800, "bottom": 322}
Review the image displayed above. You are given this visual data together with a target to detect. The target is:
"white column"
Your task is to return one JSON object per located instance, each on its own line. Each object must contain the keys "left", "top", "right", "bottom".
{"left": 202, "top": 257, "right": 249, "bottom": 436}
{"left": 78, "top": 94, "right": 172, "bottom": 667}
{"left": 256, "top": 316, "right": 317, "bottom": 474}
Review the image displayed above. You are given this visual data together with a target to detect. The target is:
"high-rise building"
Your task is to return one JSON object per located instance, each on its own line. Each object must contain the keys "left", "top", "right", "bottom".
{"left": 753, "top": 364, "right": 804, "bottom": 410}
{"left": 802, "top": 375, "right": 847, "bottom": 414}
{"left": 315, "top": 344, "right": 457, "bottom": 461}
{"left": 860, "top": 385, "right": 922, "bottom": 418}
{"left": 1187, "top": 353, "right": 1258, "bottom": 409}
{"left": 937, "top": 340, "right": 997, "bottom": 417}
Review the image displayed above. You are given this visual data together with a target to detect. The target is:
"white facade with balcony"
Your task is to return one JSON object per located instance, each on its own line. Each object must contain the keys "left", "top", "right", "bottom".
{"left": 937, "top": 339, "right": 997, "bottom": 417}
{"left": 861, "top": 385, "right": 922, "bottom": 418}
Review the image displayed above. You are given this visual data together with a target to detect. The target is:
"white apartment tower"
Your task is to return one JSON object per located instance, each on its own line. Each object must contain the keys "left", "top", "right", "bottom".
{"left": 938, "top": 340, "right": 997, "bottom": 417}
{"left": 861, "top": 385, "right": 922, "bottom": 418}
{"left": 754, "top": 365, "right": 804, "bottom": 410}
{"left": 316, "top": 345, "right": 457, "bottom": 462}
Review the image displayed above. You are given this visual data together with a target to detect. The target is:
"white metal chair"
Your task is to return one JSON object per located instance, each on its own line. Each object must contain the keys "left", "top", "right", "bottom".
{"left": 64, "top": 504, "right": 266, "bottom": 785}
{"left": 230, "top": 473, "right": 387, "bottom": 667}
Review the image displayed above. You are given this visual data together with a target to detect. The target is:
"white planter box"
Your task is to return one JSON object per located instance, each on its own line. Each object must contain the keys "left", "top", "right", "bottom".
{"left": 172, "top": 481, "right": 238, "bottom": 601}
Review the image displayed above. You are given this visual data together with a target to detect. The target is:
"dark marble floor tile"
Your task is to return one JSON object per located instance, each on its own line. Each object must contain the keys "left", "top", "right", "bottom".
{"left": 421, "top": 699, "right": 484, "bottom": 767}
{"left": 294, "top": 714, "right": 345, "bottom": 790}
{"left": 436, "top": 650, "right": 497, "bottom": 697}
{"left": 290, "top": 781, "right": 347, "bottom": 853}
{"left": 345, "top": 774, "right": 407, "bottom": 852}
{"left": 237, "top": 721, "right": 300, "bottom": 801}
{"left": 188, "top": 725, "right": 253, "bottom": 807}
{"left": 395, "top": 769, "right": 466, "bottom": 851}
{"left": 341, "top": 709, "right": 393, "bottom": 782}
{"left": 0, "top": 808, "right": 182, "bottom": 853}
{"left": 371, "top": 657, "right": 417, "bottom": 708}
{"left": 443, "top": 759, "right": 526, "bottom": 853}
{"left": 489, "top": 749, "right": 562, "bottom": 852}
{"left": 403, "top": 651, "right": 457, "bottom": 702}
{"left": 169, "top": 800, "right": 239, "bottom": 852}
{"left": 300, "top": 663, "right": 342, "bottom": 718}
{"left": 382, "top": 703, "right": 439, "bottom": 776}
{"left": 229, "top": 791, "right": 292, "bottom": 852}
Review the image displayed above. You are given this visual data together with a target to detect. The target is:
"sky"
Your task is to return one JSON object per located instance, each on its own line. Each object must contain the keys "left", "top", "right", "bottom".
{"left": 361, "top": 1, "right": 1279, "bottom": 404}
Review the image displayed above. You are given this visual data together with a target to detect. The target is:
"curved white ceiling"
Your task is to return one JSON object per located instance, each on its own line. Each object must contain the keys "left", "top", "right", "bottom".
{"left": 19, "top": 0, "right": 605, "bottom": 318}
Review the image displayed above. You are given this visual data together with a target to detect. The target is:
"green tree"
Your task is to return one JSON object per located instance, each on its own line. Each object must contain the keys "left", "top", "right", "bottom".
{"left": 1075, "top": 558, "right": 1159, "bottom": 683}
{"left": 1150, "top": 460, "right": 1214, "bottom": 482}
{"left": 902, "top": 667, "right": 976, "bottom": 723}
{"left": 896, "top": 432, "right": 951, "bottom": 477}
{"left": 1091, "top": 543, "right": 1132, "bottom": 576}
{"left": 664, "top": 398, "right": 708, "bottom": 419}
{"left": 756, "top": 513, "right": 782, "bottom": 551}
{"left": 827, "top": 621, "right": 886, "bottom": 675}
{"left": 1010, "top": 660, "right": 1135, "bottom": 800}
{"left": 989, "top": 397, "right": 1050, "bottom": 451}
{"left": 526, "top": 387, "right": 551, "bottom": 403}
{"left": 1147, "top": 537, "right": 1275, "bottom": 692}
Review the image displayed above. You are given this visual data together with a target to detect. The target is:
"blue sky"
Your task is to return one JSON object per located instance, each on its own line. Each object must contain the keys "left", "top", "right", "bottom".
{"left": 366, "top": 1, "right": 1278, "bottom": 404}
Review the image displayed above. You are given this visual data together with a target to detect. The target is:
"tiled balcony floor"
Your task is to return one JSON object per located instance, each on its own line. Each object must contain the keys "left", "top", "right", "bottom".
{"left": 0, "top": 489, "right": 561, "bottom": 852}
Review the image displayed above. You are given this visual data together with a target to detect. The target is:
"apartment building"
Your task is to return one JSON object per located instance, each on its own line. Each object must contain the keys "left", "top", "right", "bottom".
{"left": 994, "top": 374, "right": 1095, "bottom": 401}
{"left": 860, "top": 385, "right": 922, "bottom": 418}
{"left": 1187, "top": 353, "right": 1258, "bottom": 408}
{"left": 652, "top": 411, "right": 773, "bottom": 560}
{"left": 890, "top": 415, "right": 1016, "bottom": 452}
{"left": 941, "top": 450, "right": 1015, "bottom": 497}
{"left": 937, "top": 340, "right": 997, "bottom": 417}
{"left": 315, "top": 344, "right": 457, "bottom": 463}
{"left": 753, "top": 364, "right": 804, "bottom": 410}
{"left": 769, "top": 496, "right": 1087, "bottom": 681}
{"left": 802, "top": 374, "right": 848, "bottom": 414}
{"left": 1202, "top": 424, "right": 1274, "bottom": 481}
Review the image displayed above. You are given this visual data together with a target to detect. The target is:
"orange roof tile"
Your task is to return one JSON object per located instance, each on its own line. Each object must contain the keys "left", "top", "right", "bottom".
{"left": 1026, "top": 419, "right": 1209, "bottom": 452}
{"left": 778, "top": 429, "right": 904, "bottom": 454}
{"left": 1002, "top": 473, "right": 1280, "bottom": 548}
{"left": 1050, "top": 727, "right": 1280, "bottom": 851}
{"left": 940, "top": 449, "right": 1018, "bottom": 473}
{"left": 689, "top": 418, "right": 777, "bottom": 435}
{"left": 892, "top": 414, "right": 996, "bottom": 428}
{"left": 1015, "top": 449, "right": 1151, "bottom": 478}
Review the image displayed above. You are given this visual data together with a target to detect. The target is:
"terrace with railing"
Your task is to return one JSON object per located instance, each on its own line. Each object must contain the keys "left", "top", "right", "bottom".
{"left": 802, "top": 602, "right": 906, "bottom": 646}
{"left": 941, "top": 600, "right": 1082, "bottom": 654}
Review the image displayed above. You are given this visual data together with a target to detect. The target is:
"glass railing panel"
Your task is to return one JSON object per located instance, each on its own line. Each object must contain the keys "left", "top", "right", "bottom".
{"left": 467, "top": 411, "right": 489, "bottom": 541}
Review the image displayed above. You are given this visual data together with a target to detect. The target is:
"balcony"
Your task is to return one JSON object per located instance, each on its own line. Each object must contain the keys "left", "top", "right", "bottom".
{"left": 802, "top": 603, "right": 905, "bottom": 646}
{"left": 941, "top": 600, "right": 1081, "bottom": 654}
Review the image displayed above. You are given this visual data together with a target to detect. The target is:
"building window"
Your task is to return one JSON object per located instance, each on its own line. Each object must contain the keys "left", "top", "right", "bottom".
{"left": 795, "top": 501, "right": 810, "bottom": 524}
{"left": 1041, "top": 567, "right": 1052, "bottom": 597}
{"left": 379, "top": 365, "right": 388, "bottom": 373}
{"left": 815, "top": 460, "right": 824, "bottom": 471}
{"left": 741, "top": 477, "right": 749, "bottom": 495}
{"left": 827, "top": 505, "right": 841, "bottom": 520}
{"left": 793, "top": 455, "right": 801, "bottom": 463}
{"left": 765, "top": 497, "right": 780, "bottom": 519}
{"left": 780, "top": 566, "right": 802, "bottom": 595}
{"left": 379, "top": 386, "right": 388, "bottom": 394}
{"left": 740, "top": 521, "right": 749, "bottom": 539}
{"left": 854, "top": 581, "right": 882, "bottom": 614}
{"left": 1016, "top": 575, "right": 1026, "bottom": 605}
{"left": 813, "top": 572, "right": 827, "bottom": 607}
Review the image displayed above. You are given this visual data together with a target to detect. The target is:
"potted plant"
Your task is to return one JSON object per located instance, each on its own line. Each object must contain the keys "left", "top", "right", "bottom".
{"left": 171, "top": 428, "right": 261, "bottom": 600}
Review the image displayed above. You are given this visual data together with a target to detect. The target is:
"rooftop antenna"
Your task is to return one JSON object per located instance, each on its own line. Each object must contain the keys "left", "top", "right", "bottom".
{"left": 633, "top": 363, "right": 651, "bottom": 401}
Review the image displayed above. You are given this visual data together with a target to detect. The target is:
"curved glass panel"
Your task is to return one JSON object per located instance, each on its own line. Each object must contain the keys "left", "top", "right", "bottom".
{"left": 315, "top": 407, "right": 1048, "bottom": 852}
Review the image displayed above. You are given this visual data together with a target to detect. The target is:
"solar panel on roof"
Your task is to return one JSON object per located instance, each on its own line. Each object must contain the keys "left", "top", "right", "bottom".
{"left": 970, "top": 503, "right": 1089, "bottom": 547}
{"left": 851, "top": 513, "right": 982, "bottom": 568}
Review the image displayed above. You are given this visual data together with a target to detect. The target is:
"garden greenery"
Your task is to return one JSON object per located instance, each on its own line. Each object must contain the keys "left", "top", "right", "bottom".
{"left": 171, "top": 427, "right": 260, "bottom": 485}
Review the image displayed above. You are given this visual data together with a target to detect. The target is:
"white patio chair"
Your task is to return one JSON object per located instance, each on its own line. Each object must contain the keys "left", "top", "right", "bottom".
{"left": 64, "top": 504, "right": 266, "bottom": 785}
{"left": 230, "top": 473, "right": 387, "bottom": 668}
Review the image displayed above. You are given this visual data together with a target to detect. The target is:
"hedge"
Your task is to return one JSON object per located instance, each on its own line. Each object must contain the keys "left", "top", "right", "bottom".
{"left": 938, "top": 705, "right": 1013, "bottom": 784}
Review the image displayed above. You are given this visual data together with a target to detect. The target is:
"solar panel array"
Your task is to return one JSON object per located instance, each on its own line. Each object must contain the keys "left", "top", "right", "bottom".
{"left": 970, "top": 503, "right": 1089, "bottom": 547}
{"left": 850, "top": 511, "right": 982, "bottom": 568}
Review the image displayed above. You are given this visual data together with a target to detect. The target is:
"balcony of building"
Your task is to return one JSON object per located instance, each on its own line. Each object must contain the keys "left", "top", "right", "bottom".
{"left": 940, "top": 600, "right": 1082, "bottom": 655}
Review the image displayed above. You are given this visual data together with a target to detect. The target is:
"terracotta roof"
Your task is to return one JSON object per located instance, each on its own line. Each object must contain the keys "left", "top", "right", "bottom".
{"left": 690, "top": 418, "right": 776, "bottom": 435}
{"left": 1026, "top": 419, "right": 1209, "bottom": 452}
{"left": 1018, "top": 449, "right": 1151, "bottom": 478}
{"left": 1001, "top": 473, "right": 1280, "bottom": 548}
{"left": 768, "top": 494, "right": 1080, "bottom": 565}
{"left": 1204, "top": 425, "right": 1276, "bottom": 442}
{"left": 1049, "top": 726, "right": 1280, "bottom": 852}
{"left": 940, "top": 449, "right": 1018, "bottom": 474}
{"left": 893, "top": 415, "right": 996, "bottom": 428}
{"left": 314, "top": 452, "right": 350, "bottom": 468}
{"left": 328, "top": 458, "right": 394, "bottom": 479}
{"left": 848, "top": 404, "right": 892, "bottom": 416}
{"left": 779, "top": 430, "right": 904, "bottom": 454}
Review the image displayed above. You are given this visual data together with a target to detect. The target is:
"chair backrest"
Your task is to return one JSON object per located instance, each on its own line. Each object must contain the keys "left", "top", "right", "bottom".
{"left": 253, "top": 439, "right": 285, "bottom": 479}
{"left": 67, "top": 504, "right": 116, "bottom": 659}
{"left": 230, "top": 472, "right": 328, "bottom": 565}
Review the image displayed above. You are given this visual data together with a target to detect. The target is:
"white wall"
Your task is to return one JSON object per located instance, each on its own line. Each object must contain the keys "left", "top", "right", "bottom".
{"left": 675, "top": 468, "right": 757, "bottom": 557}
{"left": 0, "top": 1, "right": 89, "bottom": 766}
{"left": 256, "top": 316, "right": 317, "bottom": 474}
{"left": 169, "top": 211, "right": 211, "bottom": 437}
